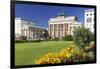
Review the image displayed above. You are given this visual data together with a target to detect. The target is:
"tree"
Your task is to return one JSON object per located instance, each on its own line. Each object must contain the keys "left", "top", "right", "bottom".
{"left": 73, "top": 27, "right": 92, "bottom": 50}
{"left": 90, "top": 33, "right": 94, "bottom": 41}
{"left": 43, "top": 30, "right": 49, "bottom": 39}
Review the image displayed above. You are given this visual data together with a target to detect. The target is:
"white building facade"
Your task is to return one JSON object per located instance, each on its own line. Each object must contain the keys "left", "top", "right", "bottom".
{"left": 48, "top": 13, "right": 82, "bottom": 39}
{"left": 15, "top": 18, "right": 47, "bottom": 40}
{"left": 85, "top": 9, "right": 94, "bottom": 33}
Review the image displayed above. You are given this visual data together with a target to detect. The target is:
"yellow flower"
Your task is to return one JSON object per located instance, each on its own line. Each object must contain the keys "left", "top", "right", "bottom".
{"left": 35, "top": 52, "right": 61, "bottom": 64}
{"left": 35, "top": 46, "right": 84, "bottom": 64}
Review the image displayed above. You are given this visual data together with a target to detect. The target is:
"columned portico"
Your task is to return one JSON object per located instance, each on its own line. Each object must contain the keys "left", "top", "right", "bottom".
{"left": 15, "top": 17, "right": 48, "bottom": 40}
{"left": 21, "top": 27, "right": 48, "bottom": 40}
{"left": 48, "top": 13, "right": 82, "bottom": 39}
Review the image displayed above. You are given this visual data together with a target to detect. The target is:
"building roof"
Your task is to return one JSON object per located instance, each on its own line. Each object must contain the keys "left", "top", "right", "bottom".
{"left": 15, "top": 17, "right": 36, "bottom": 23}
{"left": 15, "top": 17, "right": 47, "bottom": 30}
{"left": 85, "top": 9, "right": 94, "bottom": 12}
{"left": 49, "top": 15, "right": 78, "bottom": 22}
{"left": 21, "top": 24, "right": 47, "bottom": 30}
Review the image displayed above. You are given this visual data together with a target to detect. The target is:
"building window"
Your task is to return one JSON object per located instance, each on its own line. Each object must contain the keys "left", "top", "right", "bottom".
{"left": 90, "top": 13, "right": 92, "bottom": 16}
{"left": 87, "top": 14, "right": 88, "bottom": 16}
{"left": 87, "top": 18, "right": 92, "bottom": 23}
{"left": 28, "top": 22, "right": 30, "bottom": 24}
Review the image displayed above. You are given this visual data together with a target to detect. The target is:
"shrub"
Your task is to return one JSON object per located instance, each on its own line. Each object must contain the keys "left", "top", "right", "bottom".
{"left": 33, "top": 39, "right": 41, "bottom": 42}
{"left": 59, "top": 46, "right": 83, "bottom": 62}
{"left": 20, "top": 36, "right": 27, "bottom": 41}
{"left": 15, "top": 36, "right": 27, "bottom": 43}
{"left": 15, "top": 39, "right": 23, "bottom": 43}
{"left": 73, "top": 27, "right": 92, "bottom": 50}
{"left": 84, "top": 42, "right": 95, "bottom": 52}
{"left": 88, "top": 51, "right": 94, "bottom": 60}
{"left": 62, "top": 35, "right": 73, "bottom": 41}
{"left": 46, "top": 36, "right": 52, "bottom": 41}
{"left": 59, "top": 47, "right": 73, "bottom": 63}
{"left": 90, "top": 33, "right": 94, "bottom": 41}
{"left": 81, "top": 52, "right": 89, "bottom": 61}
{"left": 51, "top": 37, "right": 59, "bottom": 41}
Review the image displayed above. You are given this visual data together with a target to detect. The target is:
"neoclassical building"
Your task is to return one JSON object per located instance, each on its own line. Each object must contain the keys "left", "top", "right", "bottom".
{"left": 15, "top": 18, "right": 48, "bottom": 40}
{"left": 85, "top": 9, "right": 94, "bottom": 33}
{"left": 48, "top": 13, "right": 82, "bottom": 39}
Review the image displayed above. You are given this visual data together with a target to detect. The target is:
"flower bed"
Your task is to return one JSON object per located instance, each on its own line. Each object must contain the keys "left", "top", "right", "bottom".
{"left": 35, "top": 44, "right": 94, "bottom": 65}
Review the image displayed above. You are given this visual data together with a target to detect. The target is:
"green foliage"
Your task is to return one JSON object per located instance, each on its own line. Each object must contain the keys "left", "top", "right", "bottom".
{"left": 62, "top": 35, "right": 73, "bottom": 41}
{"left": 15, "top": 36, "right": 42, "bottom": 43}
{"left": 20, "top": 36, "right": 27, "bottom": 40}
{"left": 43, "top": 30, "right": 49, "bottom": 39}
{"left": 15, "top": 39, "right": 25, "bottom": 43}
{"left": 90, "top": 33, "right": 94, "bottom": 41}
{"left": 73, "top": 27, "right": 92, "bottom": 49}
{"left": 52, "top": 37, "right": 59, "bottom": 41}
{"left": 15, "top": 36, "right": 27, "bottom": 43}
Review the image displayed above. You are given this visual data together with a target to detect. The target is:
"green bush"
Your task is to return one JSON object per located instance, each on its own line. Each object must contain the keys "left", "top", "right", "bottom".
{"left": 73, "top": 27, "right": 92, "bottom": 50}
{"left": 62, "top": 35, "right": 73, "bottom": 41}
{"left": 90, "top": 33, "right": 94, "bottom": 41}
{"left": 33, "top": 39, "right": 41, "bottom": 42}
{"left": 15, "top": 39, "right": 26, "bottom": 43}
{"left": 15, "top": 36, "right": 27, "bottom": 43}
{"left": 20, "top": 36, "right": 27, "bottom": 40}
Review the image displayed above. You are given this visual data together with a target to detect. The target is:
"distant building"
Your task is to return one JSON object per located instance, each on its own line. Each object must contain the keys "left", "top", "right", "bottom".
{"left": 15, "top": 18, "right": 48, "bottom": 40}
{"left": 48, "top": 12, "right": 82, "bottom": 39}
{"left": 85, "top": 9, "right": 94, "bottom": 33}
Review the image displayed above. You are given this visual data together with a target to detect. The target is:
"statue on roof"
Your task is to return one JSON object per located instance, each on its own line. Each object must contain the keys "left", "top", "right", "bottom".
{"left": 58, "top": 11, "right": 66, "bottom": 16}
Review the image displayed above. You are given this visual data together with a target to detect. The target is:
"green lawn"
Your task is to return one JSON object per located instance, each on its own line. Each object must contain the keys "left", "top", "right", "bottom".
{"left": 15, "top": 41, "right": 74, "bottom": 65}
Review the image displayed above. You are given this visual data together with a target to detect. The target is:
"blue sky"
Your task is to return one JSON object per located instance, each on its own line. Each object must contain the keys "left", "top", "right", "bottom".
{"left": 15, "top": 4, "right": 93, "bottom": 28}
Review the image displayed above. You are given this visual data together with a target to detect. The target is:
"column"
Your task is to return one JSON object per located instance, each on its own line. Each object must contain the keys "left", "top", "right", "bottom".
{"left": 28, "top": 29, "right": 30, "bottom": 40}
{"left": 63, "top": 24, "right": 65, "bottom": 37}
{"left": 65, "top": 24, "right": 67, "bottom": 35}
{"left": 32, "top": 30, "right": 34, "bottom": 40}
{"left": 30, "top": 30, "right": 33, "bottom": 40}
{"left": 49, "top": 24, "right": 51, "bottom": 37}
{"left": 34, "top": 30, "right": 36, "bottom": 39}
{"left": 29, "top": 30, "right": 31, "bottom": 40}
{"left": 57, "top": 24, "right": 59, "bottom": 38}
{"left": 55, "top": 24, "right": 57, "bottom": 38}
{"left": 66, "top": 24, "right": 68, "bottom": 35}
{"left": 26, "top": 29, "right": 28, "bottom": 40}
{"left": 25, "top": 29, "right": 26, "bottom": 36}
{"left": 53, "top": 24, "right": 55, "bottom": 39}
{"left": 59, "top": 24, "right": 61, "bottom": 38}
{"left": 25, "top": 29, "right": 27, "bottom": 39}
{"left": 68, "top": 25, "right": 70, "bottom": 35}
